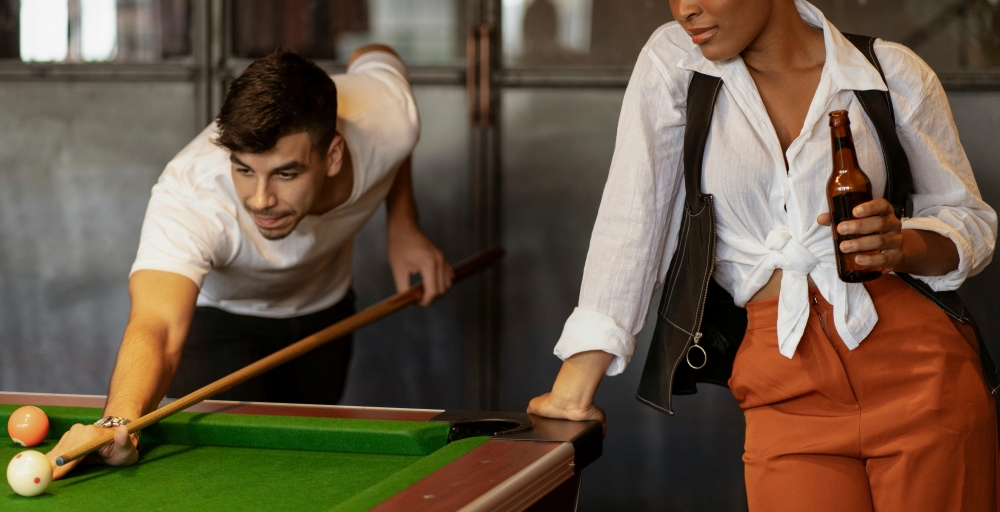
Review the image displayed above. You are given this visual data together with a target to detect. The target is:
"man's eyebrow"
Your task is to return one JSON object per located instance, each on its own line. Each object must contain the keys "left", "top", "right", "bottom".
{"left": 229, "top": 156, "right": 304, "bottom": 173}
{"left": 230, "top": 155, "right": 251, "bottom": 169}
{"left": 271, "top": 161, "right": 305, "bottom": 172}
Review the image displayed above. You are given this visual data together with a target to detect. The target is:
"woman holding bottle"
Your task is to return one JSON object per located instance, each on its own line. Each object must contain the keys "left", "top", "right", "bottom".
{"left": 528, "top": 0, "right": 999, "bottom": 510}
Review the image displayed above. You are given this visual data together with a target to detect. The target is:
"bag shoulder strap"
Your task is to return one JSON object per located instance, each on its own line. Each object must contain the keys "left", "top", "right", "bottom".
{"left": 842, "top": 33, "right": 913, "bottom": 219}
{"left": 685, "top": 37, "right": 910, "bottom": 217}
{"left": 683, "top": 72, "right": 723, "bottom": 212}
{"left": 840, "top": 35, "right": 997, "bottom": 392}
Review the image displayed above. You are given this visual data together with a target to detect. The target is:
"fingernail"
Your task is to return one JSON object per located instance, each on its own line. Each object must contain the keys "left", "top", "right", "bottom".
{"left": 853, "top": 207, "right": 863, "bottom": 216}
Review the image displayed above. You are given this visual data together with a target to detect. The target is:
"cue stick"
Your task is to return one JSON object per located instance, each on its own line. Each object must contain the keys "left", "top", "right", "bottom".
{"left": 55, "top": 245, "right": 505, "bottom": 466}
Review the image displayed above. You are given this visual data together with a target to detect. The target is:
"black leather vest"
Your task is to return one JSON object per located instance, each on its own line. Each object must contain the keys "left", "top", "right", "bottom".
{"left": 636, "top": 34, "right": 999, "bottom": 415}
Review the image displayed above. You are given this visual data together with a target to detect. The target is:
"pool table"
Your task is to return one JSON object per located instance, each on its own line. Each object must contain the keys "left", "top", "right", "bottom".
{"left": 0, "top": 392, "right": 601, "bottom": 511}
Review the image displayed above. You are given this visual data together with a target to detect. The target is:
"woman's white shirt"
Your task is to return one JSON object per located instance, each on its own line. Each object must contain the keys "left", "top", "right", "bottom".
{"left": 554, "top": 0, "right": 997, "bottom": 374}
{"left": 130, "top": 51, "right": 419, "bottom": 318}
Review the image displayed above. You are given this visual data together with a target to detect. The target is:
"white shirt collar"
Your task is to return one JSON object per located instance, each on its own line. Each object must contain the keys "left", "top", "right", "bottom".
{"left": 677, "top": 0, "right": 888, "bottom": 93}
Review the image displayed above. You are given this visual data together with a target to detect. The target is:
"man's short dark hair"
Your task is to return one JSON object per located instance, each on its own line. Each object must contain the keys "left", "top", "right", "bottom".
{"left": 214, "top": 48, "right": 338, "bottom": 154}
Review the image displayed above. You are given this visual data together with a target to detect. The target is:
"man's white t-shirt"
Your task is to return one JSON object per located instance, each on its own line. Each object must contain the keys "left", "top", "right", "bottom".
{"left": 130, "top": 51, "right": 419, "bottom": 318}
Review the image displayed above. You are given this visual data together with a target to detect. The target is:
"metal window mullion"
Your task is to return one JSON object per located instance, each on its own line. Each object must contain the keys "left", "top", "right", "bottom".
{"left": 209, "top": 0, "right": 227, "bottom": 122}
{"left": 470, "top": 0, "right": 503, "bottom": 412}
{"left": 497, "top": 68, "right": 1000, "bottom": 90}
{"left": 0, "top": 61, "right": 196, "bottom": 81}
{"left": 193, "top": 0, "right": 211, "bottom": 128}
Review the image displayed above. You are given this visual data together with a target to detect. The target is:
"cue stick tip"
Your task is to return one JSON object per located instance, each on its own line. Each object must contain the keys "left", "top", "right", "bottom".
{"left": 55, "top": 456, "right": 65, "bottom": 466}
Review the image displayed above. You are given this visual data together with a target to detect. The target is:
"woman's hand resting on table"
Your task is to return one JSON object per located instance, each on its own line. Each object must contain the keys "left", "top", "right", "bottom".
{"left": 527, "top": 393, "right": 606, "bottom": 426}
{"left": 526, "top": 351, "right": 611, "bottom": 437}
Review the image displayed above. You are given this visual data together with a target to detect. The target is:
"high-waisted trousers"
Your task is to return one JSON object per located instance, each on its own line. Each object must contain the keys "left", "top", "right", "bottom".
{"left": 731, "top": 274, "right": 998, "bottom": 511}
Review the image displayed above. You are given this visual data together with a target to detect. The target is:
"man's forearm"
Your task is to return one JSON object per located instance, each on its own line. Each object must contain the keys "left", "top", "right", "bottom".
{"left": 105, "top": 270, "right": 198, "bottom": 420}
{"left": 103, "top": 320, "right": 182, "bottom": 420}
{"left": 385, "top": 156, "right": 420, "bottom": 236}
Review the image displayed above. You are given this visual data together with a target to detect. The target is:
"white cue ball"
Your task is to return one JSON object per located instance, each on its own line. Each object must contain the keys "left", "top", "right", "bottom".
{"left": 6, "top": 450, "right": 52, "bottom": 497}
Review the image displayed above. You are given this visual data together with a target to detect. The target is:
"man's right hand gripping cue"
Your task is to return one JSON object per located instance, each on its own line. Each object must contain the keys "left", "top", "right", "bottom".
{"left": 45, "top": 270, "right": 198, "bottom": 479}
{"left": 527, "top": 350, "right": 612, "bottom": 436}
{"left": 45, "top": 425, "right": 138, "bottom": 480}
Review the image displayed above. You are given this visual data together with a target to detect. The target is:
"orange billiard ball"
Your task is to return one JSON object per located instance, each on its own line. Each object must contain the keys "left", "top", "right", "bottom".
{"left": 7, "top": 406, "right": 49, "bottom": 447}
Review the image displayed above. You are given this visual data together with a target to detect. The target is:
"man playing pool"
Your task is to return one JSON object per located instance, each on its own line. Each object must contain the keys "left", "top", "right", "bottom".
{"left": 46, "top": 44, "right": 451, "bottom": 477}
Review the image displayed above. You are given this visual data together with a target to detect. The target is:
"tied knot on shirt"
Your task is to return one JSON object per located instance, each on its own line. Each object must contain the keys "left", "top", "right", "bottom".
{"left": 758, "top": 227, "right": 878, "bottom": 359}
{"left": 765, "top": 227, "right": 821, "bottom": 358}
{"left": 765, "top": 227, "right": 819, "bottom": 277}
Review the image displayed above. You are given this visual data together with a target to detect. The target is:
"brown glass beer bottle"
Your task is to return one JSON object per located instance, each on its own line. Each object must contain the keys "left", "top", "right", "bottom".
{"left": 827, "top": 110, "right": 881, "bottom": 283}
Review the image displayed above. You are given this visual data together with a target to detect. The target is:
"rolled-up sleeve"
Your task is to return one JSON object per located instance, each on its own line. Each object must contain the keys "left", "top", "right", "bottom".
{"left": 882, "top": 44, "right": 998, "bottom": 290}
{"left": 552, "top": 38, "right": 688, "bottom": 376}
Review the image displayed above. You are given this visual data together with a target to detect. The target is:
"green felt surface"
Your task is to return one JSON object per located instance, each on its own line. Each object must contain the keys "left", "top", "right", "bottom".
{"left": 0, "top": 405, "right": 448, "bottom": 456}
{"left": 330, "top": 436, "right": 490, "bottom": 512}
{"left": 0, "top": 404, "right": 486, "bottom": 511}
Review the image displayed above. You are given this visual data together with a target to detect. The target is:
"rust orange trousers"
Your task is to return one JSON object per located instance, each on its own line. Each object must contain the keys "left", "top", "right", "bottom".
{"left": 730, "top": 275, "right": 998, "bottom": 512}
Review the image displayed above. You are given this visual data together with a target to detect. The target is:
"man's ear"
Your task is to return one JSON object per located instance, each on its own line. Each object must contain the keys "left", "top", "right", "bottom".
{"left": 325, "top": 135, "right": 345, "bottom": 178}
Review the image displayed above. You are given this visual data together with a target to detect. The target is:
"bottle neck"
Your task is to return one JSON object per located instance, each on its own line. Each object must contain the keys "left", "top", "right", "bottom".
{"left": 830, "top": 125, "right": 861, "bottom": 171}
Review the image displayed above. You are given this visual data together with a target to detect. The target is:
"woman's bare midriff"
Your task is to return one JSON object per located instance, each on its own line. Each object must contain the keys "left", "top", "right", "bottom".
{"left": 748, "top": 269, "right": 817, "bottom": 302}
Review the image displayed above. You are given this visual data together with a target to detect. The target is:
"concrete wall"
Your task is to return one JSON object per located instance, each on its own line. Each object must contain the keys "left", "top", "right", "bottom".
{"left": 0, "top": 82, "right": 198, "bottom": 393}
